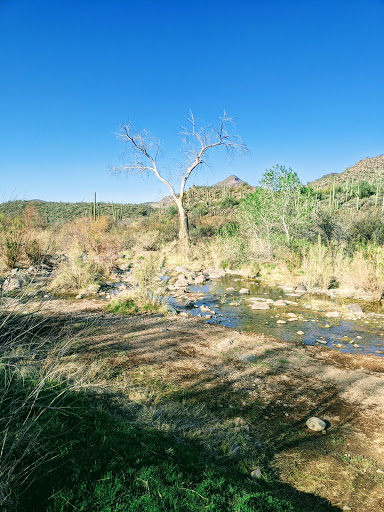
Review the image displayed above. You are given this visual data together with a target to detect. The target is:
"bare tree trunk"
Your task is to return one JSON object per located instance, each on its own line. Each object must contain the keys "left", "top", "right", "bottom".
{"left": 176, "top": 200, "right": 189, "bottom": 246}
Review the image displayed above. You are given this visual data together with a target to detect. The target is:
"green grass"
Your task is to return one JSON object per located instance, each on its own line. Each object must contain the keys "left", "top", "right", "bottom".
{"left": 106, "top": 298, "right": 139, "bottom": 314}
{"left": 106, "top": 297, "right": 166, "bottom": 315}
{"left": 5, "top": 377, "right": 337, "bottom": 512}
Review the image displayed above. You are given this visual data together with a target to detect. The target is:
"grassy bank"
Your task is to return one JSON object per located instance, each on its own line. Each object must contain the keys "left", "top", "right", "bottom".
{"left": 5, "top": 376, "right": 333, "bottom": 512}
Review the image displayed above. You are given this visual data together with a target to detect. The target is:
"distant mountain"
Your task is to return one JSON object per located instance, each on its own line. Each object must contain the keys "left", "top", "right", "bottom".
{"left": 212, "top": 175, "right": 245, "bottom": 188}
{"left": 310, "top": 155, "right": 384, "bottom": 189}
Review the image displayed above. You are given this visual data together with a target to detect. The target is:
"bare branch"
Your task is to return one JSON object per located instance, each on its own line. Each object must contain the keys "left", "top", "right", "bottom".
{"left": 112, "top": 123, "right": 178, "bottom": 201}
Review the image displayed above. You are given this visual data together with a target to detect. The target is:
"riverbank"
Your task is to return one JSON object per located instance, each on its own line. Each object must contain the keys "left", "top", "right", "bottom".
{"left": 35, "top": 297, "right": 384, "bottom": 511}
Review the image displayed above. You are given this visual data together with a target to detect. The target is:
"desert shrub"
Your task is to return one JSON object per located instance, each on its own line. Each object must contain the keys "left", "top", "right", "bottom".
{"left": 301, "top": 239, "right": 343, "bottom": 290}
{"left": 220, "top": 196, "right": 239, "bottom": 209}
{"left": 312, "top": 208, "right": 344, "bottom": 244}
{"left": 342, "top": 242, "right": 384, "bottom": 300}
{"left": 0, "top": 292, "right": 76, "bottom": 508}
{"left": 357, "top": 180, "right": 375, "bottom": 198}
{"left": 349, "top": 214, "right": 384, "bottom": 246}
{"left": 50, "top": 250, "right": 104, "bottom": 291}
{"left": 211, "top": 223, "right": 250, "bottom": 268}
{"left": 0, "top": 216, "right": 25, "bottom": 269}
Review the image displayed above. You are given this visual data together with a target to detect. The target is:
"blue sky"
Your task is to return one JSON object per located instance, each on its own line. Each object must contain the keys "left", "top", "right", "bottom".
{"left": 0, "top": 0, "right": 383, "bottom": 203}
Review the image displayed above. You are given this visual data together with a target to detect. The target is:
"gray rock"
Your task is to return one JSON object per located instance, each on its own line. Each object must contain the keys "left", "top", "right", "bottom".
{"left": 347, "top": 304, "right": 363, "bottom": 314}
{"left": 175, "top": 265, "right": 189, "bottom": 273}
{"left": 2, "top": 276, "right": 23, "bottom": 292}
{"left": 274, "top": 300, "right": 287, "bottom": 306}
{"left": 295, "top": 285, "right": 307, "bottom": 293}
{"left": 251, "top": 302, "right": 270, "bottom": 310}
{"left": 166, "top": 305, "right": 178, "bottom": 315}
{"left": 226, "top": 287, "right": 235, "bottom": 291}
{"left": 239, "top": 353, "right": 256, "bottom": 363}
{"left": 231, "top": 443, "right": 241, "bottom": 456}
{"left": 209, "top": 272, "right": 222, "bottom": 279}
{"left": 217, "top": 339, "right": 234, "bottom": 351}
{"left": 325, "top": 311, "right": 339, "bottom": 318}
{"left": 239, "top": 288, "right": 250, "bottom": 294}
{"left": 250, "top": 468, "right": 262, "bottom": 479}
{"left": 306, "top": 416, "right": 326, "bottom": 431}
{"left": 184, "top": 299, "right": 196, "bottom": 308}
{"left": 266, "top": 298, "right": 274, "bottom": 304}
{"left": 276, "top": 319, "right": 287, "bottom": 324}
{"left": 194, "top": 274, "right": 207, "bottom": 284}
{"left": 87, "top": 283, "right": 101, "bottom": 293}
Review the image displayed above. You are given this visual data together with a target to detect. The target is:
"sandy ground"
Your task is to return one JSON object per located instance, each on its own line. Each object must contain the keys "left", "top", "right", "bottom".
{"left": 41, "top": 298, "right": 384, "bottom": 511}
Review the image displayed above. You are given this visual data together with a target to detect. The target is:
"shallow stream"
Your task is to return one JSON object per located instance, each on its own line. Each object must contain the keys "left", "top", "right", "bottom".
{"left": 168, "top": 276, "right": 384, "bottom": 357}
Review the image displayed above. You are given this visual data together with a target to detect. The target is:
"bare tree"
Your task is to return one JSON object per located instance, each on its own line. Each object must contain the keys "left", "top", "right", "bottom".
{"left": 113, "top": 112, "right": 247, "bottom": 249}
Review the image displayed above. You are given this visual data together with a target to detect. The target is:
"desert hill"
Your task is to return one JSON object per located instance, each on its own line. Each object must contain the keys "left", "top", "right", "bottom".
{"left": 311, "top": 155, "right": 384, "bottom": 189}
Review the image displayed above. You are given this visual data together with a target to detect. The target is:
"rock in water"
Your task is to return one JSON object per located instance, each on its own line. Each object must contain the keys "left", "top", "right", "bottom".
{"left": 239, "top": 288, "right": 250, "bottom": 294}
{"left": 306, "top": 417, "right": 326, "bottom": 431}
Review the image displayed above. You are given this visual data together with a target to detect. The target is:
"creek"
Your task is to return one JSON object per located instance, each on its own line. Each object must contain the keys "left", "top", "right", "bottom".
{"left": 168, "top": 276, "right": 384, "bottom": 357}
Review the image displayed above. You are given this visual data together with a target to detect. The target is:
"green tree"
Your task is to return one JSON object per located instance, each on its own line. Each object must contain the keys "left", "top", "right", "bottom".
{"left": 241, "top": 165, "right": 314, "bottom": 257}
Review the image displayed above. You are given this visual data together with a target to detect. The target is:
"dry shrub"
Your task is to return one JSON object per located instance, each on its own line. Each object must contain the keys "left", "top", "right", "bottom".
{"left": 277, "top": 248, "right": 303, "bottom": 286}
{"left": 342, "top": 244, "right": 384, "bottom": 300}
{"left": 50, "top": 249, "right": 104, "bottom": 292}
{"left": 0, "top": 207, "right": 51, "bottom": 269}
{"left": 301, "top": 241, "right": 344, "bottom": 290}
{"left": 59, "top": 216, "right": 121, "bottom": 274}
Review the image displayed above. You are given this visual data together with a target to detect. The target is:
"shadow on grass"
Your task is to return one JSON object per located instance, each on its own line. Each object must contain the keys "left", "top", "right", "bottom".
{"left": 4, "top": 310, "right": 346, "bottom": 511}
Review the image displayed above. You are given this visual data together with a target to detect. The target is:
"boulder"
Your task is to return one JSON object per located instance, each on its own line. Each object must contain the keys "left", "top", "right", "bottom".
{"left": 239, "top": 288, "right": 250, "bottom": 294}
{"left": 226, "top": 287, "right": 235, "bottom": 292}
{"left": 194, "top": 274, "right": 207, "bottom": 284}
{"left": 347, "top": 304, "right": 363, "bottom": 314}
{"left": 274, "top": 300, "right": 287, "bottom": 306}
{"left": 217, "top": 339, "right": 234, "bottom": 351}
{"left": 175, "top": 265, "right": 189, "bottom": 273}
{"left": 306, "top": 417, "right": 326, "bottom": 431}
{"left": 209, "top": 272, "right": 222, "bottom": 279}
{"left": 325, "top": 311, "right": 340, "bottom": 318}
{"left": 250, "top": 468, "right": 262, "bottom": 479}
{"left": 2, "top": 276, "right": 23, "bottom": 292}
{"left": 238, "top": 353, "right": 256, "bottom": 362}
{"left": 297, "top": 331, "right": 304, "bottom": 335}
{"left": 184, "top": 299, "right": 196, "bottom": 308}
{"left": 295, "top": 285, "right": 307, "bottom": 293}
{"left": 251, "top": 302, "right": 270, "bottom": 310}
{"left": 276, "top": 320, "right": 287, "bottom": 324}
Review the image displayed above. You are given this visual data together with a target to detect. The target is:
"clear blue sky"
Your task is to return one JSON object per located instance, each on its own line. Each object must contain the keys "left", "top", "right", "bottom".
{"left": 1, "top": 0, "right": 383, "bottom": 203}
